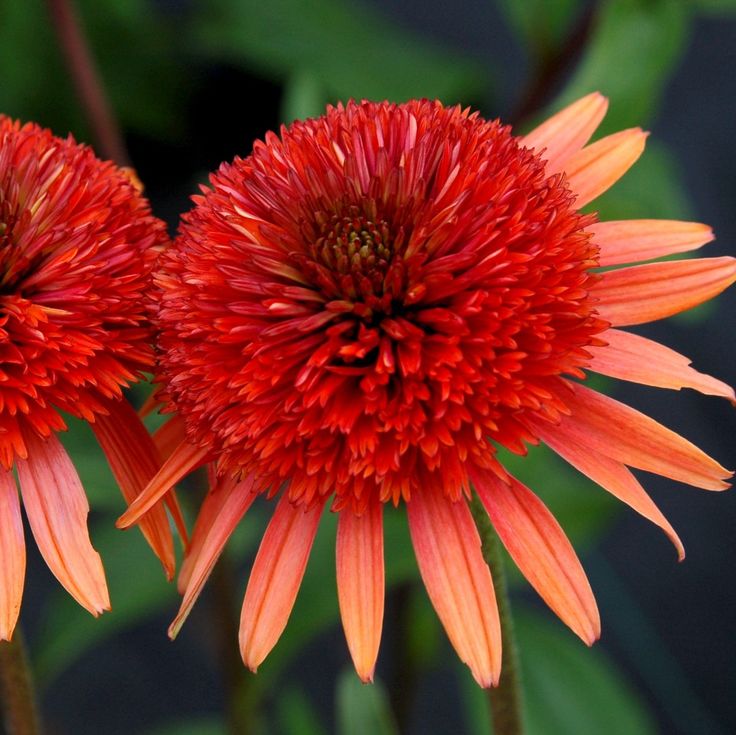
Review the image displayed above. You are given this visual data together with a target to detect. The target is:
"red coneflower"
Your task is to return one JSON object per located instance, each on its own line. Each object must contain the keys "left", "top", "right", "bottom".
{"left": 120, "top": 96, "right": 734, "bottom": 686}
{"left": 0, "top": 117, "right": 176, "bottom": 641}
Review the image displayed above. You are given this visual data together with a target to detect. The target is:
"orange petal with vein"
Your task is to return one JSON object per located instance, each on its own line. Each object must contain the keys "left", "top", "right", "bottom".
{"left": 565, "top": 128, "right": 647, "bottom": 207}
{"left": 591, "top": 219, "right": 714, "bottom": 267}
{"left": 560, "top": 382, "right": 731, "bottom": 490}
{"left": 0, "top": 470, "right": 25, "bottom": 640}
{"left": 239, "top": 496, "right": 324, "bottom": 671}
{"left": 336, "top": 501, "right": 384, "bottom": 683}
{"left": 117, "top": 440, "right": 210, "bottom": 529}
{"left": 471, "top": 468, "right": 600, "bottom": 645}
{"left": 588, "top": 329, "right": 734, "bottom": 399}
{"left": 407, "top": 487, "right": 501, "bottom": 687}
{"left": 170, "top": 474, "right": 257, "bottom": 638}
{"left": 93, "top": 399, "right": 176, "bottom": 579}
{"left": 521, "top": 92, "right": 608, "bottom": 175}
{"left": 592, "top": 257, "right": 736, "bottom": 326}
{"left": 528, "top": 416, "right": 684, "bottom": 559}
{"left": 16, "top": 429, "right": 110, "bottom": 615}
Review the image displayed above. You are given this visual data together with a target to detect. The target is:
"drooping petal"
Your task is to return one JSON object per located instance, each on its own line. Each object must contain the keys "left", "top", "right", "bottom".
{"left": 336, "top": 501, "right": 384, "bottom": 683}
{"left": 560, "top": 382, "right": 731, "bottom": 490}
{"left": 239, "top": 496, "right": 324, "bottom": 671}
{"left": 406, "top": 487, "right": 501, "bottom": 687}
{"left": 521, "top": 92, "right": 608, "bottom": 175}
{"left": 471, "top": 468, "right": 600, "bottom": 645}
{"left": 116, "top": 439, "right": 210, "bottom": 529}
{"left": 152, "top": 415, "right": 188, "bottom": 461}
{"left": 16, "top": 428, "right": 110, "bottom": 615}
{"left": 169, "top": 474, "right": 257, "bottom": 639}
{"left": 528, "top": 415, "right": 684, "bottom": 559}
{"left": 587, "top": 329, "right": 734, "bottom": 399}
{"left": 0, "top": 470, "right": 25, "bottom": 640}
{"left": 591, "top": 219, "right": 714, "bottom": 267}
{"left": 592, "top": 257, "right": 736, "bottom": 326}
{"left": 92, "top": 398, "right": 176, "bottom": 579}
{"left": 565, "top": 128, "right": 647, "bottom": 208}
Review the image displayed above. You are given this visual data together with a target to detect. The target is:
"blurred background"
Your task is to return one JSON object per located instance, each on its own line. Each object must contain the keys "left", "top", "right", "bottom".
{"left": 1, "top": 0, "right": 735, "bottom": 733}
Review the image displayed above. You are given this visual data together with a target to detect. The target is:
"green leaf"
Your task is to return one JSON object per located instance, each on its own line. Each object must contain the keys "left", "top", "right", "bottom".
{"left": 278, "top": 686, "right": 328, "bottom": 735}
{"left": 462, "top": 607, "right": 656, "bottom": 735}
{"left": 693, "top": 0, "right": 736, "bottom": 12}
{"left": 192, "top": 0, "right": 488, "bottom": 103}
{"left": 32, "top": 523, "right": 180, "bottom": 686}
{"left": 145, "top": 719, "right": 225, "bottom": 735}
{"left": 281, "top": 72, "right": 328, "bottom": 124}
{"left": 498, "top": 0, "right": 583, "bottom": 58}
{"left": 335, "top": 670, "right": 399, "bottom": 735}
{"left": 550, "top": 0, "right": 689, "bottom": 134}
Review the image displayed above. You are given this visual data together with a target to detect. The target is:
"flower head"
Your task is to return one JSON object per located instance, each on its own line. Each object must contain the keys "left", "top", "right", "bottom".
{"left": 0, "top": 117, "right": 175, "bottom": 640}
{"left": 122, "top": 97, "right": 734, "bottom": 686}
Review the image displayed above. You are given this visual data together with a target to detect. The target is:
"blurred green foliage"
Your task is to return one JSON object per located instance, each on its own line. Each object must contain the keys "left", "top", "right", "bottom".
{"left": 2, "top": 0, "right": 731, "bottom": 732}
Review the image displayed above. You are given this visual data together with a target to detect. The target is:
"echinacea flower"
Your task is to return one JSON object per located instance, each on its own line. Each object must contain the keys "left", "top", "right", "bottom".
{"left": 120, "top": 96, "right": 734, "bottom": 687}
{"left": 0, "top": 116, "right": 177, "bottom": 641}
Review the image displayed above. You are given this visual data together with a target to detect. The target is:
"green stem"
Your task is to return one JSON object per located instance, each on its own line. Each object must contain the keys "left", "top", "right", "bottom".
{"left": 0, "top": 630, "right": 42, "bottom": 735}
{"left": 470, "top": 495, "right": 525, "bottom": 735}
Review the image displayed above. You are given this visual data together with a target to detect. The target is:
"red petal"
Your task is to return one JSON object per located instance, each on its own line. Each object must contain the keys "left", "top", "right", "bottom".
{"left": 565, "top": 128, "right": 647, "bottom": 207}
{"left": 116, "top": 439, "right": 210, "bottom": 529}
{"left": 336, "top": 501, "right": 384, "bottom": 683}
{"left": 0, "top": 470, "right": 25, "bottom": 640}
{"left": 152, "top": 415, "right": 188, "bottom": 461}
{"left": 407, "top": 487, "right": 501, "bottom": 687}
{"left": 591, "top": 219, "right": 714, "bottom": 267}
{"left": 587, "top": 329, "right": 734, "bottom": 399}
{"left": 16, "top": 428, "right": 110, "bottom": 615}
{"left": 592, "top": 257, "right": 736, "bottom": 326}
{"left": 470, "top": 468, "right": 600, "bottom": 645}
{"left": 239, "top": 496, "right": 324, "bottom": 671}
{"left": 170, "top": 474, "right": 257, "bottom": 638}
{"left": 521, "top": 92, "right": 608, "bottom": 174}
{"left": 528, "top": 415, "right": 684, "bottom": 560}
{"left": 560, "top": 382, "right": 731, "bottom": 490}
{"left": 93, "top": 398, "right": 176, "bottom": 579}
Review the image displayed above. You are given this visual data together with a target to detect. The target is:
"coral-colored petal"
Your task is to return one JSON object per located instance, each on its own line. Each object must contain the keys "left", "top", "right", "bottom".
{"left": 528, "top": 416, "right": 684, "bottom": 559}
{"left": 239, "top": 496, "right": 324, "bottom": 671}
{"left": 588, "top": 329, "right": 734, "bottom": 399}
{"left": 116, "top": 439, "right": 210, "bottom": 529}
{"left": 406, "top": 488, "right": 501, "bottom": 687}
{"left": 470, "top": 468, "right": 600, "bottom": 645}
{"left": 16, "top": 428, "right": 110, "bottom": 615}
{"left": 170, "top": 474, "right": 257, "bottom": 639}
{"left": 152, "top": 415, "right": 188, "bottom": 461}
{"left": 93, "top": 398, "right": 176, "bottom": 579}
{"left": 591, "top": 219, "right": 714, "bottom": 267}
{"left": 592, "top": 257, "right": 736, "bottom": 326}
{"left": 521, "top": 92, "right": 608, "bottom": 175}
{"left": 560, "top": 382, "right": 731, "bottom": 490}
{"left": 565, "top": 128, "right": 647, "bottom": 207}
{"left": 336, "top": 501, "right": 384, "bottom": 683}
{"left": 0, "top": 470, "right": 25, "bottom": 640}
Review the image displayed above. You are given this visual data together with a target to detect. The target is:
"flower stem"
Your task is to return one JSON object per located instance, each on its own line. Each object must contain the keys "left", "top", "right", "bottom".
{"left": 46, "top": 0, "right": 131, "bottom": 166}
{"left": 470, "top": 494, "right": 525, "bottom": 735}
{"left": 0, "top": 630, "right": 42, "bottom": 735}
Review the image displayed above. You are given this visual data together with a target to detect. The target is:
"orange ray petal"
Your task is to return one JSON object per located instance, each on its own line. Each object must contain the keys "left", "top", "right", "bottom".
{"left": 406, "top": 487, "right": 501, "bottom": 687}
{"left": 239, "top": 496, "right": 324, "bottom": 671}
{"left": 93, "top": 398, "right": 176, "bottom": 579}
{"left": 336, "top": 500, "right": 384, "bottom": 683}
{"left": 560, "top": 382, "right": 731, "bottom": 490}
{"left": 471, "top": 468, "right": 600, "bottom": 645}
{"left": 591, "top": 219, "right": 714, "bottom": 267}
{"left": 565, "top": 128, "right": 647, "bottom": 208}
{"left": 587, "top": 328, "right": 734, "bottom": 399}
{"left": 170, "top": 474, "right": 257, "bottom": 639}
{"left": 528, "top": 415, "right": 684, "bottom": 559}
{"left": 152, "top": 415, "right": 188, "bottom": 461}
{"left": 592, "top": 257, "right": 736, "bottom": 326}
{"left": 116, "top": 439, "right": 210, "bottom": 529}
{"left": 16, "top": 428, "right": 110, "bottom": 615}
{"left": 0, "top": 470, "right": 25, "bottom": 640}
{"left": 521, "top": 92, "right": 608, "bottom": 175}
